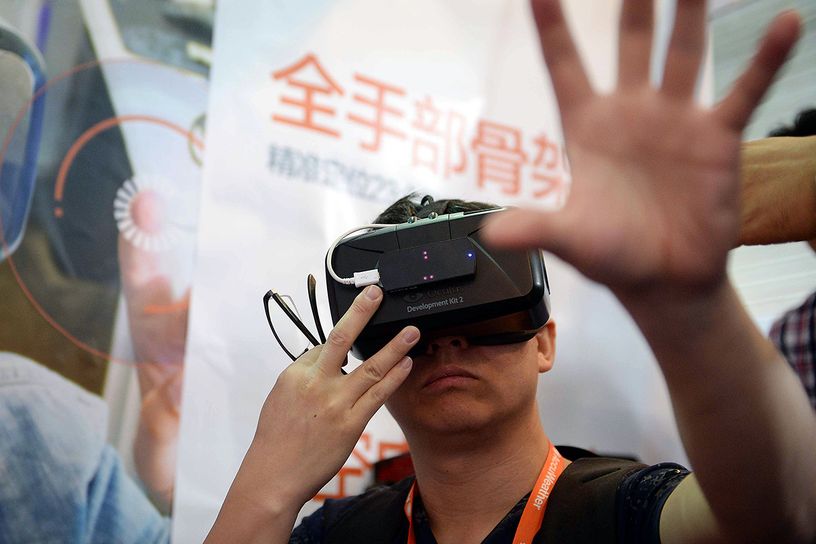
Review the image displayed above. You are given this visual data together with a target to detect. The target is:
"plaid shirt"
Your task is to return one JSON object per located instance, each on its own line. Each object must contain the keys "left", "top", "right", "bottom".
{"left": 770, "top": 291, "right": 816, "bottom": 410}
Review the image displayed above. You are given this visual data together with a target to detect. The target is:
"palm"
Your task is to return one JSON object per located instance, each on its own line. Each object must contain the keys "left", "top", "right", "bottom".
{"left": 561, "top": 94, "right": 740, "bottom": 289}
{"left": 484, "top": 0, "right": 800, "bottom": 297}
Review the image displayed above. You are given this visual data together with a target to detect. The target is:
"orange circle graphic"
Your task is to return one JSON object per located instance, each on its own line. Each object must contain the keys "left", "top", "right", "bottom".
{"left": 0, "top": 58, "right": 206, "bottom": 366}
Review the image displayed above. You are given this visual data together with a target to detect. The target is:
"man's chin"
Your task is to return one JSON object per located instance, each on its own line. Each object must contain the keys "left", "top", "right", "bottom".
{"left": 399, "top": 401, "right": 495, "bottom": 438}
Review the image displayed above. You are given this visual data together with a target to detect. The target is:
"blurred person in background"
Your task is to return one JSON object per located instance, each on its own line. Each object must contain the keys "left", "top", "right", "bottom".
{"left": 739, "top": 108, "right": 816, "bottom": 408}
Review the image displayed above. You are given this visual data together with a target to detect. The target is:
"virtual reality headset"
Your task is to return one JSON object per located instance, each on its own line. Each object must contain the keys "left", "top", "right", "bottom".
{"left": 325, "top": 208, "right": 551, "bottom": 360}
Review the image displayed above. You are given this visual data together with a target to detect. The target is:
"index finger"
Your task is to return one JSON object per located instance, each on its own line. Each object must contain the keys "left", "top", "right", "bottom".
{"left": 531, "top": 0, "right": 593, "bottom": 123}
{"left": 319, "top": 285, "right": 383, "bottom": 370}
{"left": 714, "top": 11, "right": 800, "bottom": 131}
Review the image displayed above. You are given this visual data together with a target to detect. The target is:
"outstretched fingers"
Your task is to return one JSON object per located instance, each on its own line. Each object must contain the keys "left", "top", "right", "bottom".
{"left": 349, "top": 326, "right": 419, "bottom": 417}
{"left": 618, "top": 0, "right": 655, "bottom": 89}
{"left": 530, "top": 0, "right": 593, "bottom": 123}
{"left": 661, "top": 0, "right": 707, "bottom": 99}
{"left": 714, "top": 10, "right": 801, "bottom": 132}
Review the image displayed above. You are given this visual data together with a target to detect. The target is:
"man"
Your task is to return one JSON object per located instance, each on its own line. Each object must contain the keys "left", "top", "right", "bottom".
{"left": 206, "top": 0, "right": 816, "bottom": 542}
{"left": 738, "top": 108, "right": 816, "bottom": 248}
{"left": 739, "top": 109, "right": 816, "bottom": 408}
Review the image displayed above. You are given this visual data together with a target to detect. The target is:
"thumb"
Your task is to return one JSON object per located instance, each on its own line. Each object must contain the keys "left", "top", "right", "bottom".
{"left": 481, "top": 208, "right": 575, "bottom": 258}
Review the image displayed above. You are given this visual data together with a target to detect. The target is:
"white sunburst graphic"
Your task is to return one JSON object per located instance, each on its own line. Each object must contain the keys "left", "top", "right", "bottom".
{"left": 113, "top": 174, "right": 184, "bottom": 252}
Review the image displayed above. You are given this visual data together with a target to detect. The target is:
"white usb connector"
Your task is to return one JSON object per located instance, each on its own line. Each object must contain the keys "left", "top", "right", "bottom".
{"left": 325, "top": 223, "right": 391, "bottom": 288}
{"left": 353, "top": 269, "right": 381, "bottom": 287}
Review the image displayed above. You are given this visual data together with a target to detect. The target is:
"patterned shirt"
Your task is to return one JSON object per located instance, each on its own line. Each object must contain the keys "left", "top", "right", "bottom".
{"left": 769, "top": 291, "right": 816, "bottom": 409}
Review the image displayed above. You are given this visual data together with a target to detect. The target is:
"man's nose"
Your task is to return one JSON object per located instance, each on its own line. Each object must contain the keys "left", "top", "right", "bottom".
{"left": 425, "top": 335, "right": 470, "bottom": 355}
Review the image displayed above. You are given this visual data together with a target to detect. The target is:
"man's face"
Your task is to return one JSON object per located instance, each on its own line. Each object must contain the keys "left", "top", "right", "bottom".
{"left": 385, "top": 321, "right": 556, "bottom": 440}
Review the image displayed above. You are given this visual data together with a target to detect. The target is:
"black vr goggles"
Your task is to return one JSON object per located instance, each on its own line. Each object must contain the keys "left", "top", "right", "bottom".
{"left": 325, "top": 208, "right": 551, "bottom": 360}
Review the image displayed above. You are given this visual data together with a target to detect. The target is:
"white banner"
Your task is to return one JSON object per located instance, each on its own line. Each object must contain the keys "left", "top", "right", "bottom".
{"left": 174, "top": 1, "right": 692, "bottom": 541}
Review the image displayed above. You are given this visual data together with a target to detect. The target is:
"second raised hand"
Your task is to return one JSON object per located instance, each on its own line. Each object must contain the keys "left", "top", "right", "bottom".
{"left": 222, "top": 285, "right": 419, "bottom": 522}
{"left": 483, "top": 0, "right": 801, "bottom": 299}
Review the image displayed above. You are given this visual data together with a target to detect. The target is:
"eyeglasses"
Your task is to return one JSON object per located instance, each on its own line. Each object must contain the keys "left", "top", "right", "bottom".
{"left": 263, "top": 274, "right": 328, "bottom": 361}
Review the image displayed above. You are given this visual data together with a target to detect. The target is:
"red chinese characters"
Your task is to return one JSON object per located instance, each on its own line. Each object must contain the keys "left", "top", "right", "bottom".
{"left": 348, "top": 74, "right": 407, "bottom": 152}
{"left": 411, "top": 96, "right": 468, "bottom": 178}
{"left": 314, "top": 433, "right": 409, "bottom": 501}
{"left": 269, "top": 52, "right": 571, "bottom": 201}
{"left": 471, "top": 120, "right": 528, "bottom": 195}
{"left": 272, "top": 53, "right": 344, "bottom": 138}
{"left": 530, "top": 132, "right": 568, "bottom": 203}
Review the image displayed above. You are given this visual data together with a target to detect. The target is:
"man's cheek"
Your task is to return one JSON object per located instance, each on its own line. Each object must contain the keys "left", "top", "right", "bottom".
{"left": 384, "top": 387, "right": 412, "bottom": 422}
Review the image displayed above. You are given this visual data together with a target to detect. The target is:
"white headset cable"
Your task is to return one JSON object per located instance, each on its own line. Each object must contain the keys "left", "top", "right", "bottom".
{"left": 325, "top": 224, "right": 392, "bottom": 287}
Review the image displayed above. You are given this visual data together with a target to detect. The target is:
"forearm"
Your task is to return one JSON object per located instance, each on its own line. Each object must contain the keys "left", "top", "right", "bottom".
{"left": 205, "top": 444, "right": 303, "bottom": 544}
{"left": 739, "top": 136, "right": 816, "bottom": 246}
{"left": 622, "top": 281, "right": 816, "bottom": 541}
{"left": 133, "top": 424, "right": 174, "bottom": 513}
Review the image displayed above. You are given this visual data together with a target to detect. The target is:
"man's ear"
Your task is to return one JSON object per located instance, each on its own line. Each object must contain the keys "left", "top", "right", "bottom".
{"left": 535, "top": 320, "right": 556, "bottom": 374}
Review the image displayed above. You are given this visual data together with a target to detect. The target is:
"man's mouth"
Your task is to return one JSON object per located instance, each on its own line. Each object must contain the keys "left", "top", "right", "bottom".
{"left": 422, "top": 365, "right": 478, "bottom": 388}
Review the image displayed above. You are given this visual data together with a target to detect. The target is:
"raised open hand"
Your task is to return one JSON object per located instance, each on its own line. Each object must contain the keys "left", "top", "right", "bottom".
{"left": 484, "top": 0, "right": 800, "bottom": 298}
{"left": 118, "top": 190, "right": 190, "bottom": 511}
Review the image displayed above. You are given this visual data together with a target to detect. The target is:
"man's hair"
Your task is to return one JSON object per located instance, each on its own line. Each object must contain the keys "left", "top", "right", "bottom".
{"left": 768, "top": 108, "right": 816, "bottom": 138}
{"left": 374, "top": 194, "right": 498, "bottom": 224}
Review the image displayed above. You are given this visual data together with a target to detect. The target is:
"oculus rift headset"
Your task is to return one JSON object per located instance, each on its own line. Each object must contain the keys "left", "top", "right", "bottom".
{"left": 325, "top": 208, "right": 551, "bottom": 360}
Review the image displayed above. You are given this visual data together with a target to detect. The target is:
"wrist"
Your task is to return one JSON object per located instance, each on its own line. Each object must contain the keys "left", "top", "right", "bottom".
{"left": 615, "top": 275, "right": 729, "bottom": 330}
{"left": 133, "top": 427, "right": 175, "bottom": 512}
{"left": 207, "top": 468, "right": 303, "bottom": 544}
{"left": 616, "top": 279, "right": 770, "bottom": 364}
{"left": 229, "top": 440, "right": 310, "bottom": 519}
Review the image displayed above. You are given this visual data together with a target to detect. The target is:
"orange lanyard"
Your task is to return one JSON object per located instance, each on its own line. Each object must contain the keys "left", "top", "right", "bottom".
{"left": 403, "top": 443, "right": 568, "bottom": 544}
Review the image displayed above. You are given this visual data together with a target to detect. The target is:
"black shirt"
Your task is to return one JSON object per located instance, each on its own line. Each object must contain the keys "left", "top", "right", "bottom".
{"left": 291, "top": 454, "right": 688, "bottom": 543}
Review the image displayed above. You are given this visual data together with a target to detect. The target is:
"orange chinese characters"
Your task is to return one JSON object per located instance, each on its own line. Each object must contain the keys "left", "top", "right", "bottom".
{"left": 530, "top": 132, "right": 569, "bottom": 204}
{"left": 411, "top": 96, "right": 468, "bottom": 178}
{"left": 472, "top": 121, "right": 528, "bottom": 195}
{"left": 272, "top": 53, "right": 344, "bottom": 138}
{"left": 348, "top": 74, "right": 406, "bottom": 152}
{"left": 313, "top": 433, "right": 409, "bottom": 501}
